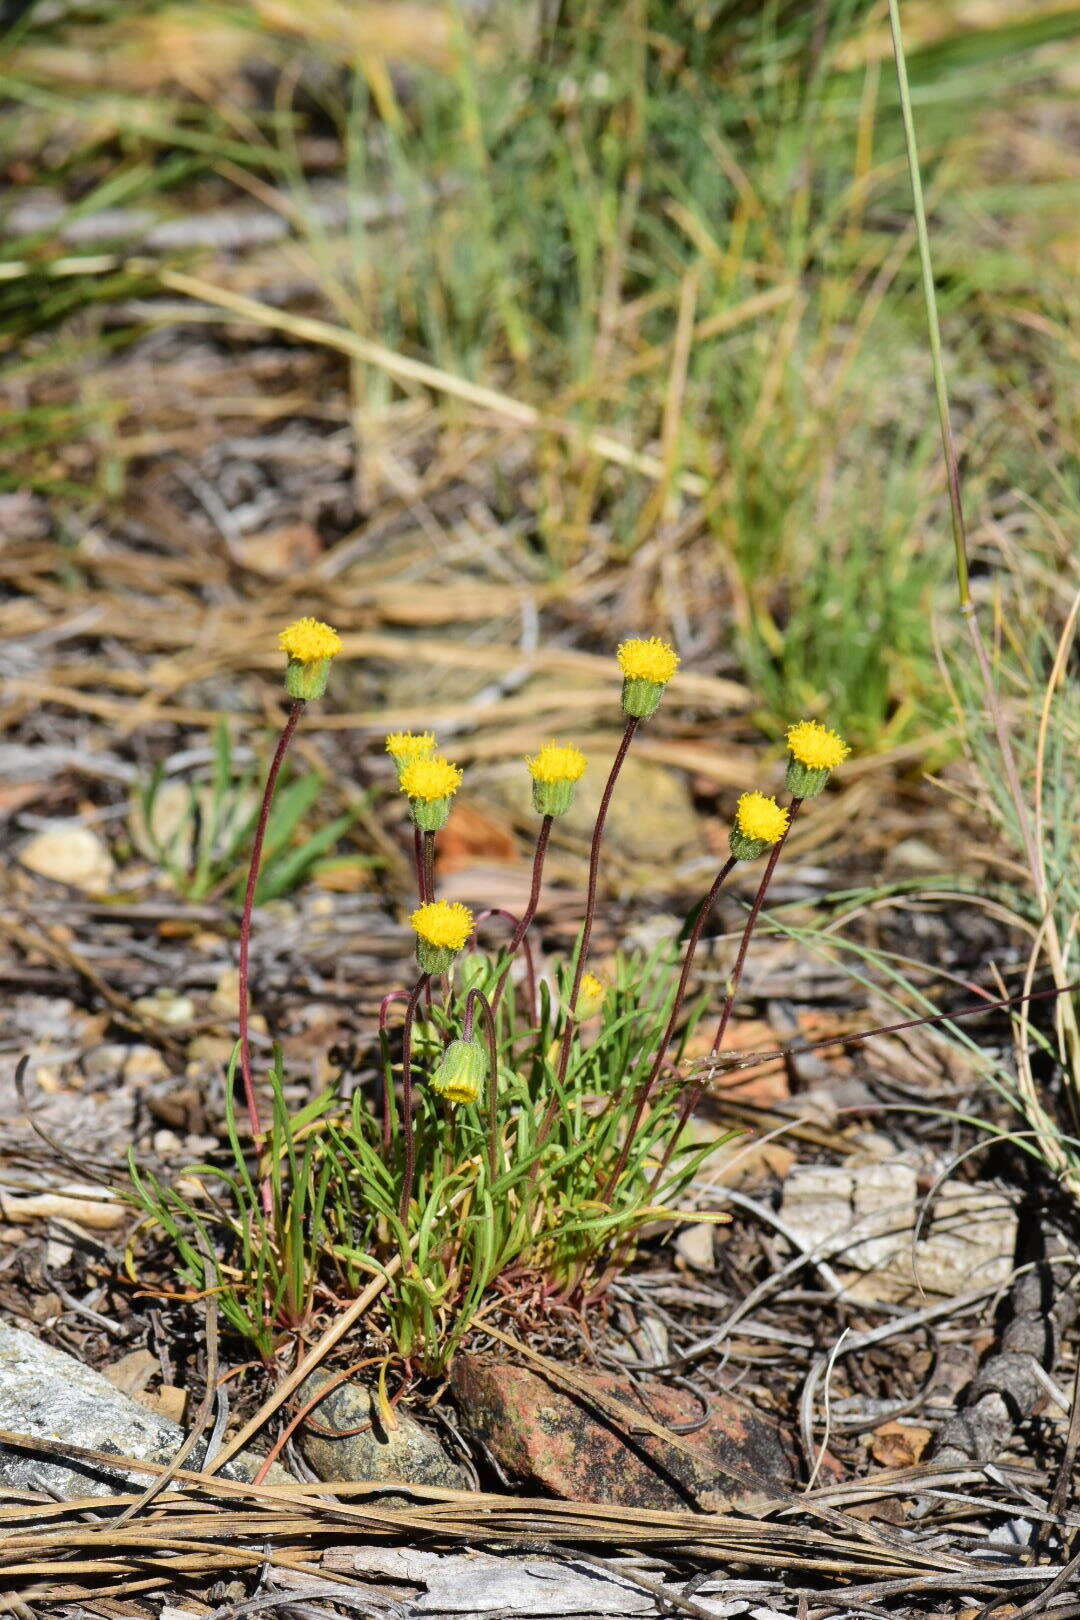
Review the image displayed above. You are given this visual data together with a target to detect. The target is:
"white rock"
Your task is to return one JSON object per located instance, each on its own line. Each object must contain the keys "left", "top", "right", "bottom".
{"left": 674, "top": 1221, "right": 716, "bottom": 1272}
{"left": 0, "top": 1321, "right": 292, "bottom": 1496}
{"left": 19, "top": 824, "right": 114, "bottom": 890}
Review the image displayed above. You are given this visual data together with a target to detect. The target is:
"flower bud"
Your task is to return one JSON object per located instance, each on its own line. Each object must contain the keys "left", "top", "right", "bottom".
{"left": 429, "top": 1037, "right": 487, "bottom": 1107}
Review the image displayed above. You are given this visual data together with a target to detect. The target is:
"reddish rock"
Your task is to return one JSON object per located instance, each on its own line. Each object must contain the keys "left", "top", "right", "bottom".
{"left": 451, "top": 1356, "right": 795, "bottom": 1510}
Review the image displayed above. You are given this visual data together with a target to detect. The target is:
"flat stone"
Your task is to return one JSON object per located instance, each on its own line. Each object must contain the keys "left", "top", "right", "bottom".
{"left": 297, "top": 1371, "right": 470, "bottom": 1491}
{"left": 780, "top": 1165, "right": 1016, "bottom": 1303}
{"left": 493, "top": 753, "right": 700, "bottom": 861}
{"left": 0, "top": 1322, "right": 290, "bottom": 1497}
{"left": 451, "top": 1356, "right": 794, "bottom": 1510}
{"left": 19, "top": 824, "right": 114, "bottom": 891}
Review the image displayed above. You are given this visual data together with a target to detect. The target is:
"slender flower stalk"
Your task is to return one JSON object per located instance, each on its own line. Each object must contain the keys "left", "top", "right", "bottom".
{"left": 647, "top": 798, "right": 802, "bottom": 1201}
{"left": 239, "top": 617, "right": 342, "bottom": 1215}
{"left": 490, "top": 814, "right": 553, "bottom": 1018}
{"left": 397, "top": 974, "right": 428, "bottom": 1223}
{"left": 423, "top": 831, "right": 436, "bottom": 907}
{"left": 601, "top": 855, "right": 737, "bottom": 1201}
{"left": 555, "top": 717, "right": 638, "bottom": 1080}
{"left": 463, "top": 989, "right": 500, "bottom": 1183}
{"left": 413, "top": 827, "right": 428, "bottom": 903}
{"left": 709, "top": 799, "right": 802, "bottom": 1056}
{"left": 378, "top": 990, "right": 411, "bottom": 1153}
{"left": 238, "top": 699, "right": 303, "bottom": 1151}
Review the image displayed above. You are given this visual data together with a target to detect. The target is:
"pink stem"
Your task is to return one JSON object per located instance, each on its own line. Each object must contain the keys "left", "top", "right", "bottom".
{"left": 709, "top": 800, "right": 803, "bottom": 1057}
{"left": 602, "top": 854, "right": 737, "bottom": 1202}
{"left": 651, "top": 800, "right": 804, "bottom": 1196}
{"left": 413, "top": 827, "right": 428, "bottom": 903}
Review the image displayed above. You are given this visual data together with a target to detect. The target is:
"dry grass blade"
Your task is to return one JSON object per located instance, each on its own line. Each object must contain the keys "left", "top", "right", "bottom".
{"left": 158, "top": 269, "right": 709, "bottom": 495}
{"left": 0, "top": 1430, "right": 1010, "bottom": 1603}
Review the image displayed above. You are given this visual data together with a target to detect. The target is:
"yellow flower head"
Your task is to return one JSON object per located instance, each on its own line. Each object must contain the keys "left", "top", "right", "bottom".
{"left": 385, "top": 731, "right": 436, "bottom": 765}
{"left": 278, "top": 618, "right": 343, "bottom": 664}
{"left": 578, "top": 971, "right": 607, "bottom": 1020}
{"left": 430, "top": 1038, "right": 486, "bottom": 1107}
{"left": 411, "top": 900, "right": 474, "bottom": 952}
{"left": 400, "top": 756, "right": 462, "bottom": 803}
{"left": 617, "top": 637, "right": 680, "bottom": 685}
{"left": 735, "top": 791, "right": 789, "bottom": 846}
{"left": 786, "top": 720, "right": 849, "bottom": 773}
{"left": 527, "top": 741, "right": 587, "bottom": 785}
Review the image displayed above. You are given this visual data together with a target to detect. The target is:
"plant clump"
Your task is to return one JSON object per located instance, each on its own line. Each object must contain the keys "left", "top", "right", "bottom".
{"left": 132, "top": 626, "right": 848, "bottom": 1371}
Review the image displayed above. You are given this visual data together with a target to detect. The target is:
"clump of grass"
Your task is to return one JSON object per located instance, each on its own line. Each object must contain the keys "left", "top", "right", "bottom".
{"left": 131, "top": 621, "right": 851, "bottom": 1372}
{"left": 7, "top": 2, "right": 1076, "bottom": 748}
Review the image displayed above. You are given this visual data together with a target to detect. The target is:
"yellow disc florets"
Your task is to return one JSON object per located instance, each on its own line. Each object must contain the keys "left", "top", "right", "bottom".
{"left": 526, "top": 741, "right": 587, "bottom": 785}
{"left": 410, "top": 900, "right": 474, "bottom": 952}
{"left": 400, "top": 757, "right": 462, "bottom": 803}
{"left": 278, "top": 618, "right": 343, "bottom": 664}
{"left": 734, "top": 791, "right": 789, "bottom": 846}
{"left": 385, "top": 731, "right": 436, "bottom": 764}
{"left": 786, "top": 719, "right": 849, "bottom": 772}
{"left": 578, "top": 972, "right": 608, "bottom": 1020}
{"left": 616, "top": 637, "right": 680, "bottom": 684}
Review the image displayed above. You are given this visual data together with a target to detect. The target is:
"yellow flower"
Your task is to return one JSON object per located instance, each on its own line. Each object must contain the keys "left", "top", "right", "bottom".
{"left": 526, "top": 741, "right": 587, "bottom": 785}
{"left": 735, "top": 791, "right": 788, "bottom": 846}
{"left": 786, "top": 720, "right": 849, "bottom": 772}
{"left": 411, "top": 900, "right": 474, "bottom": 952}
{"left": 617, "top": 637, "right": 679, "bottom": 684}
{"left": 429, "top": 1038, "right": 486, "bottom": 1107}
{"left": 400, "top": 756, "right": 462, "bottom": 803}
{"left": 385, "top": 731, "right": 436, "bottom": 764}
{"left": 617, "top": 637, "right": 679, "bottom": 718}
{"left": 526, "top": 740, "right": 587, "bottom": 816}
{"left": 578, "top": 972, "right": 607, "bottom": 1020}
{"left": 411, "top": 900, "right": 473, "bottom": 973}
{"left": 278, "top": 618, "right": 343, "bottom": 664}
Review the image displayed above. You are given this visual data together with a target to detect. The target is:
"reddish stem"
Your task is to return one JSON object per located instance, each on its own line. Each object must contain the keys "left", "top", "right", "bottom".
{"left": 238, "top": 700, "right": 304, "bottom": 1157}
{"left": 413, "top": 826, "right": 428, "bottom": 903}
{"left": 601, "top": 855, "right": 737, "bottom": 1202}
{"left": 652, "top": 799, "right": 804, "bottom": 1195}
{"left": 423, "top": 830, "right": 435, "bottom": 903}
{"left": 490, "top": 815, "right": 552, "bottom": 1020}
{"left": 379, "top": 990, "right": 410, "bottom": 1154}
{"left": 398, "top": 974, "right": 428, "bottom": 1224}
{"left": 709, "top": 799, "right": 802, "bottom": 1057}
{"left": 555, "top": 717, "right": 638, "bottom": 1082}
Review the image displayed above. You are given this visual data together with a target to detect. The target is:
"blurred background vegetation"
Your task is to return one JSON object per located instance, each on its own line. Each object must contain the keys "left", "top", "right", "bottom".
{"left": 2, "top": 0, "right": 1077, "bottom": 752}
